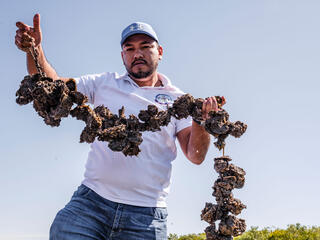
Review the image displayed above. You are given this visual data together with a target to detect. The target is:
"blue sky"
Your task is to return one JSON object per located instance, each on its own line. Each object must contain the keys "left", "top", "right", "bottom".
{"left": 1, "top": 0, "right": 320, "bottom": 239}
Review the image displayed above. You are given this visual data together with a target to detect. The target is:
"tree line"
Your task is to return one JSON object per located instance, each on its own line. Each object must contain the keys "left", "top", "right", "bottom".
{"left": 168, "top": 224, "right": 320, "bottom": 240}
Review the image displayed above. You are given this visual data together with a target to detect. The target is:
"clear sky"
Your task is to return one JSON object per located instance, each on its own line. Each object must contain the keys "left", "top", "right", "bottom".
{"left": 1, "top": 0, "right": 320, "bottom": 239}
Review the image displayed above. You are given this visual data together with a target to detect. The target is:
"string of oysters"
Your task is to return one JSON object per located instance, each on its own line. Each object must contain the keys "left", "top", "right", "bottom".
{"left": 16, "top": 44, "right": 248, "bottom": 239}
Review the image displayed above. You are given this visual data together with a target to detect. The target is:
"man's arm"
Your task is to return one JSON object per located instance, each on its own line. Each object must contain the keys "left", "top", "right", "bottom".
{"left": 177, "top": 122, "right": 210, "bottom": 165}
{"left": 15, "top": 14, "right": 68, "bottom": 82}
{"left": 177, "top": 96, "right": 225, "bottom": 165}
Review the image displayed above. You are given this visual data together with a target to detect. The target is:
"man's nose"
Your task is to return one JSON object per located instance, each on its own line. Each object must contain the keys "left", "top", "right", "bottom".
{"left": 133, "top": 49, "right": 143, "bottom": 59}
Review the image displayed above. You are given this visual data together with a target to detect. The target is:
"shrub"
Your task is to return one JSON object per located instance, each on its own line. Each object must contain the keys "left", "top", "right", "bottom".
{"left": 169, "top": 224, "right": 320, "bottom": 240}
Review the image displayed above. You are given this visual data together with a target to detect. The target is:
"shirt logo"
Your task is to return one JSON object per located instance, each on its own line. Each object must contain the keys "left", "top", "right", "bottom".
{"left": 130, "top": 24, "right": 143, "bottom": 31}
{"left": 155, "top": 94, "right": 173, "bottom": 105}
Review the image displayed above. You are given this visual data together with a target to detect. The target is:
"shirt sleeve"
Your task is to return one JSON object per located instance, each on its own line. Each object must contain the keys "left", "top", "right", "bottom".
{"left": 175, "top": 116, "right": 193, "bottom": 134}
{"left": 74, "top": 73, "right": 109, "bottom": 104}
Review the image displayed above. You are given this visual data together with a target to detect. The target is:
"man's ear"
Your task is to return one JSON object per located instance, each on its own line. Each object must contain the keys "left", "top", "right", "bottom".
{"left": 158, "top": 45, "right": 163, "bottom": 60}
{"left": 121, "top": 51, "right": 125, "bottom": 64}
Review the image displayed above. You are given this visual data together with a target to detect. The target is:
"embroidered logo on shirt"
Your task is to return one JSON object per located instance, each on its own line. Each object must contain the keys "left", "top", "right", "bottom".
{"left": 155, "top": 94, "right": 173, "bottom": 105}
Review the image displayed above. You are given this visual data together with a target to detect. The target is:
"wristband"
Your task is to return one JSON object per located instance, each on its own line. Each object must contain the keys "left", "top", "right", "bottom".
{"left": 193, "top": 119, "right": 203, "bottom": 125}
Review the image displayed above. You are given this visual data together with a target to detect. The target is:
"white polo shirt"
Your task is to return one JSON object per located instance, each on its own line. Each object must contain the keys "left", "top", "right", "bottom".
{"left": 75, "top": 72, "right": 192, "bottom": 207}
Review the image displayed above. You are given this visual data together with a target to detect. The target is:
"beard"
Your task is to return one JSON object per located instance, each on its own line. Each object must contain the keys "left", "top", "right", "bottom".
{"left": 126, "top": 61, "right": 158, "bottom": 79}
{"left": 128, "top": 69, "right": 152, "bottom": 79}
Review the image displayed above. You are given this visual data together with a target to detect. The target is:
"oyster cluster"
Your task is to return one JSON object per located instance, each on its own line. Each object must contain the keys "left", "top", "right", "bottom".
{"left": 16, "top": 74, "right": 87, "bottom": 126}
{"left": 70, "top": 104, "right": 172, "bottom": 156}
{"left": 204, "top": 110, "right": 247, "bottom": 150}
{"left": 15, "top": 74, "right": 173, "bottom": 156}
{"left": 201, "top": 156, "right": 247, "bottom": 239}
{"left": 16, "top": 74, "right": 246, "bottom": 156}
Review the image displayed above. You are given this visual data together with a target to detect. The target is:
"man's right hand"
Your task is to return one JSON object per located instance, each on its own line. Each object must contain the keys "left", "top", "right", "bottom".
{"left": 15, "top": 13, "right": 42, "bottom": 52}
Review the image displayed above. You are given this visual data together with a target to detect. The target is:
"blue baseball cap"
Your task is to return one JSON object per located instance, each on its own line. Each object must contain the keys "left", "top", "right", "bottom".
{"left": 121, "top": 22, "right": 159, "bottom": 46}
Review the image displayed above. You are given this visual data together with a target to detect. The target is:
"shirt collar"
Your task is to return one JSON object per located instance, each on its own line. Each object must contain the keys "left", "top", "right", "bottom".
{"left": 122, "top": 72, "right": 172, "bottom": 89}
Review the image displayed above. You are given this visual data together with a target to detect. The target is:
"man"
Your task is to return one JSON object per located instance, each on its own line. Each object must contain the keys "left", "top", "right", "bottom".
{"left": 15, "top": 14, "right": 223, "bottom": 240}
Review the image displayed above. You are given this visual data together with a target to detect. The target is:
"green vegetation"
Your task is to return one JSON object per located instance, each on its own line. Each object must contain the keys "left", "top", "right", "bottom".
{"left": 168, "top": 224, "right": 320, "bottom": 240}
{"left": 168, "top": 233, "right": 206, "bottom": 240}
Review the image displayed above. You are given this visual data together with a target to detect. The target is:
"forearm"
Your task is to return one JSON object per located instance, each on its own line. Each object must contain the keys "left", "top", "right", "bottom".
{"left": 27, "top": 44, "right": 59, "bottom": 80}
{"left": 187, "top": 121, "right": 211, "bottom": 164}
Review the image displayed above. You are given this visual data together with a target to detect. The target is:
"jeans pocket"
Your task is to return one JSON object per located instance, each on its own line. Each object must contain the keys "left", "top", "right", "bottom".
{"left": 152, "top": 207, "right": 168, "bottom": 220}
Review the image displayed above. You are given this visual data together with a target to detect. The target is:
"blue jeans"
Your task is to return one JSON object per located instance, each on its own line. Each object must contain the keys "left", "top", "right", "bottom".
{"left": 50, "top": 185, "right": 168, "bottom": 240}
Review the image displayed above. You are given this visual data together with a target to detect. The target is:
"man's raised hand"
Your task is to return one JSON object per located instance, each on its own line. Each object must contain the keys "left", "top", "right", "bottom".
{"left": 202, "top": 96, "right": 226, "bottom": 120}
{"left": 15, "top": 13, "right": 42, "bottom": 52}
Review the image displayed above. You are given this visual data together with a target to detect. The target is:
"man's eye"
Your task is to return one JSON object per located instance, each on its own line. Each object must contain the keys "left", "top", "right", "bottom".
{"left": 126, "top": 48, "right": 134, "bottom": 51}
{"left": 142, "top": 45, "right": 150, "bottom": 49}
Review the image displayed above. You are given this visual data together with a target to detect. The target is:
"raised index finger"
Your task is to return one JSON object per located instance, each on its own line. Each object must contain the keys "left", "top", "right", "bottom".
{"left": 16, "top": 21, "right": 30, "bottom": 31}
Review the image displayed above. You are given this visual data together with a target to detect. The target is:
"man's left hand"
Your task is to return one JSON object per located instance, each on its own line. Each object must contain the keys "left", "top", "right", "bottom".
{"left": 202, "top": 96, "right": 226, "bottom": 120}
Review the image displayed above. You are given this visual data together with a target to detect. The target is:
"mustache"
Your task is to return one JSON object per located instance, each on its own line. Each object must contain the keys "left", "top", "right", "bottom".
{"left": 131, "top": 59, "right": 147, "bottom": 67}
